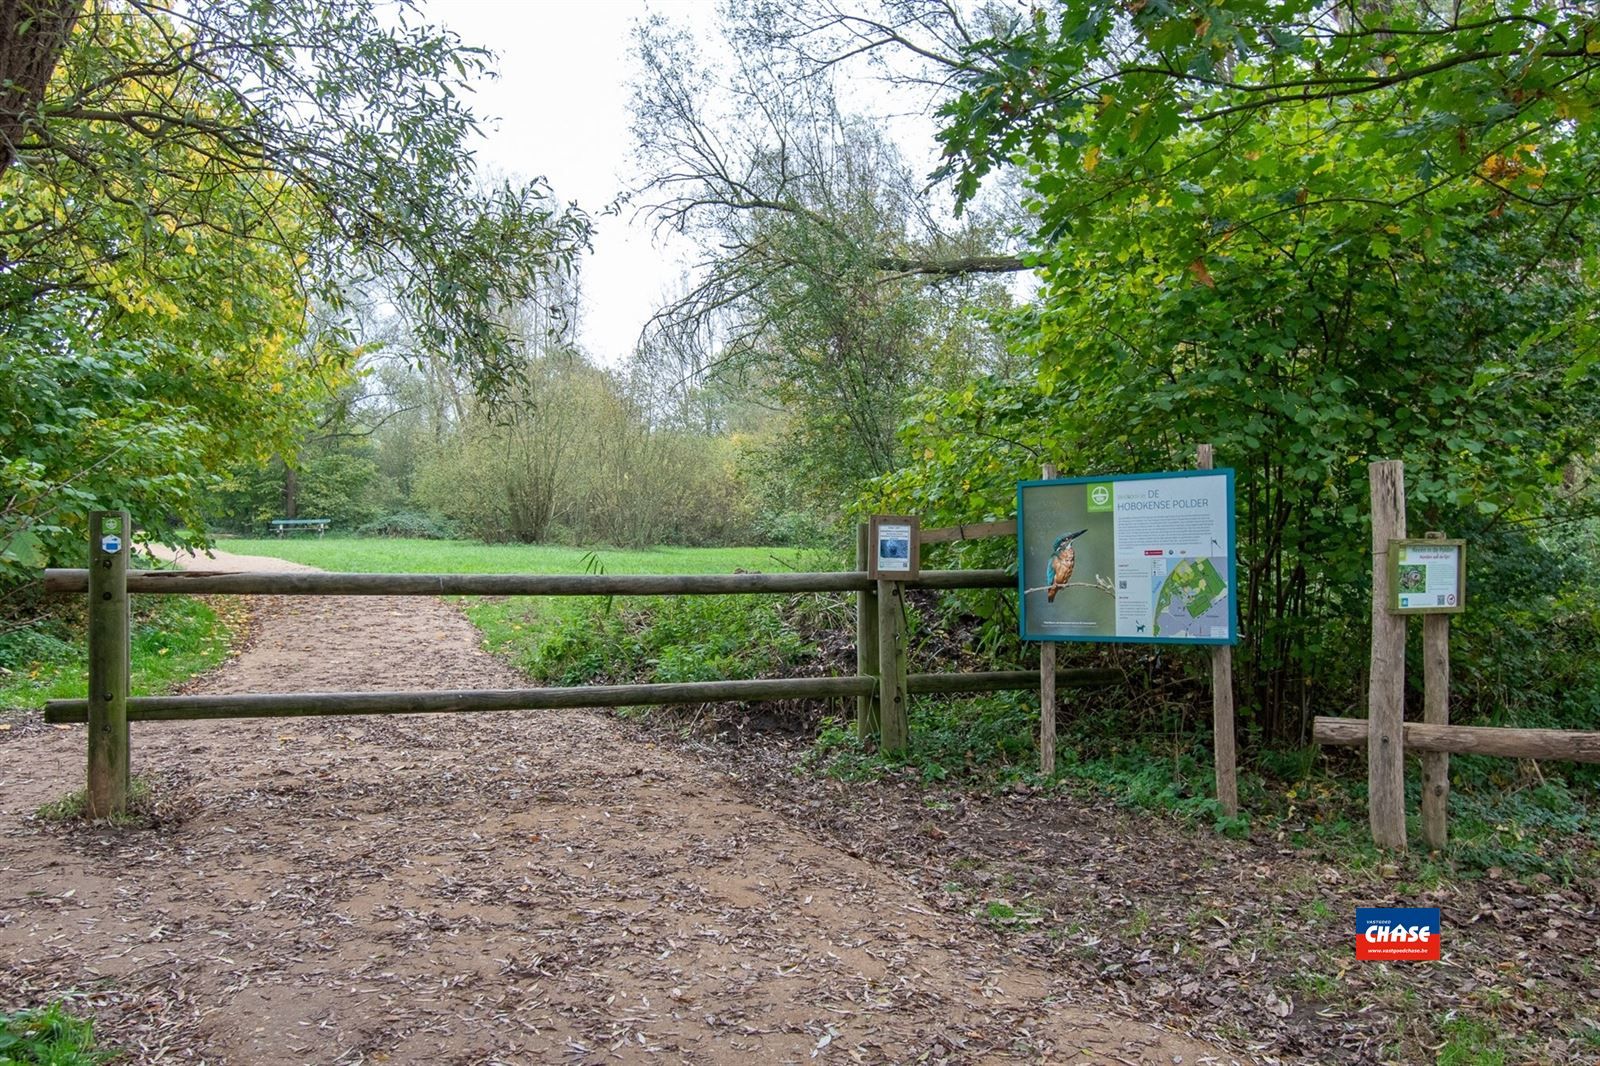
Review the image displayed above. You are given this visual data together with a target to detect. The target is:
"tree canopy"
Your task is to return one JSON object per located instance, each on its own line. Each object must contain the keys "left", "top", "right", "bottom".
{"left": 882, "top": 0, "right": 1600, "bottom": 738}
{"left": 0, "top": 0, "right": 590, "bottom": 574}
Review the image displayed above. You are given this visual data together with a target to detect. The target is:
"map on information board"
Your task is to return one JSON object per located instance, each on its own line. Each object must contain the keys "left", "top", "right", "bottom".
{"left": 1018, "top": 470, "right": 1238, "bottom": 645}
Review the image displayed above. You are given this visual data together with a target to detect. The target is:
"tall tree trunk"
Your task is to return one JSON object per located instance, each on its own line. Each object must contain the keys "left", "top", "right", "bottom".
{"left": 283, "top": 461, "right": 298, "bottom": 519}
{"left": 0, "top": 0, "right": 84, "bottom": 179}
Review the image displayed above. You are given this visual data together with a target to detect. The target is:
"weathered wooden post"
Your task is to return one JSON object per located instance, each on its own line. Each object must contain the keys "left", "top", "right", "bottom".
{"left": 87, "top": 510, "right": 131, "bottom": 818}
{"left": 1196, "top": 444, "right": 1238, "bottom": 816}
{"left": 1039, "top": 462, "right": 1058, "bottom": 775}
{"left": 1368, "top": 461, "right": 1407, "bottom": 850}
{"left": 865, "top": 516, "right": 916, "bottom": 754}
{"left": 877, "top": 580, "right": 909, "bottom": 752}
{"left": 1421, "top": 530, "right": 1451, "bottom": 850}
{"left": 855, "top": 523, "right": 881, "bottom": 742}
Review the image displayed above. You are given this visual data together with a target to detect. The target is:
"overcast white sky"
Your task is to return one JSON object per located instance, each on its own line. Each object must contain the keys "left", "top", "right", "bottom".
{"left": 422, "top": 0, "right": 718, "bottom": 366}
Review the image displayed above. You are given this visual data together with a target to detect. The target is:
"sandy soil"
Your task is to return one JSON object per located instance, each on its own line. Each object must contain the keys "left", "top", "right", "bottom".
{"left": 1, "top": 548, "right": 1239, "bottom": 1064}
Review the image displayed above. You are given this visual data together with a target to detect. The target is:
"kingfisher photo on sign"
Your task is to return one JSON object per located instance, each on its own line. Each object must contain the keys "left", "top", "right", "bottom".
{"left": 1356, "top": 907, "right": 1441, "bottom": 961}
{"left": 1017, "top": 470, "right": 1238, "bottom": 645}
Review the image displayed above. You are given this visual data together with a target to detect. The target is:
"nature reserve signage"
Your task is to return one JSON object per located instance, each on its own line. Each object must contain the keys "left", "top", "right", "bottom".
{"left": 1388, "top": 539, "right": 1466, "bottom": 615}
{"left": 1017, "top": 470, "right": 1238, "bottom": 645}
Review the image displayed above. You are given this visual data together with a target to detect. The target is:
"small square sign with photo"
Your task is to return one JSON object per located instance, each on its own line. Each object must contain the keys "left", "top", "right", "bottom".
{"left": 869, "top": 515, "right": 919, "bottom": 580}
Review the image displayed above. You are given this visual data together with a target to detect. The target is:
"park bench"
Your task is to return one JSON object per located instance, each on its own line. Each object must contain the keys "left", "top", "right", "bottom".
{"left": 270, "top": 518, "right": 331, "bottom": 538}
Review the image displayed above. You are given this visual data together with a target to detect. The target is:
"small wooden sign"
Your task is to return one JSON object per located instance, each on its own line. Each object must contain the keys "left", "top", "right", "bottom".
{"left": 869, "top": 515, "right": 919, "bottom": 580}
{"left": 1388, "top": 538, "right": 1466, "bottom": 614}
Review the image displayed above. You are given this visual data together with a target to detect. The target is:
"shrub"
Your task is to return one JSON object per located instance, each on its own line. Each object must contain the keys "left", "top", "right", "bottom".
{"left": 355, "top": 510, "right": 458, "bottom": 539}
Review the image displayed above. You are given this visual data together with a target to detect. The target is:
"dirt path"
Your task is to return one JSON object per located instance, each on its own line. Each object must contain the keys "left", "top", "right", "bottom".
{"left": 1, "top": 549, "right": 1239, "bottom": 1064}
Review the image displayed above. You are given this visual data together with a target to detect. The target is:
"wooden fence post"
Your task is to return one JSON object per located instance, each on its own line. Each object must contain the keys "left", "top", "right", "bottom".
{"left": 878, "top": 578, "right": 910, "bottom": 753}
{"left": 855, "top": 523, "right": 881, "bottom": 742}
{"left": 87, "top": 510, "right": 131, "bottom": 818}
{"left": 1039, "top": 462, "right": 1058, "bottom": 775}
{"left": 1422, "top": 530, "right": 1451, "bottom": 850}
{"left": 1368, "top": 461, "right": 1407, "bottom": 850}
{"left": 1196, "top": 444, "right": 1239, "bottom": 817}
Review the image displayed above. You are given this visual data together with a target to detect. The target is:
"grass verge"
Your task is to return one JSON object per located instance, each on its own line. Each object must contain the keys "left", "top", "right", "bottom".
{"left": 0, "top": 1003, "right": 111, "bottom": 1065}
{"left": 0, "top": 595, "right": 246, "bottom": 712}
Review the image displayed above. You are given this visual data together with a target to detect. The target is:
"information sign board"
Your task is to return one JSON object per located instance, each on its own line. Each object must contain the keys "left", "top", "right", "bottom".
{"left": 1389, "top": 539, "right": 1466, "bottom": 614}
{"left": 869, "top": 515, "right": 919, "bottom": 580}
{"left": 1018, "top": 470, "right": 1238, "bottom": 645}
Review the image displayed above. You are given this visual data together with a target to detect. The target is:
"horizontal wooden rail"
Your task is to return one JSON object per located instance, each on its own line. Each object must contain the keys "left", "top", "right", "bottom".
{"left": 1313, "top": 716, "right": 1600, "bottom": 764}
{"left": 42, "top": 568, "right": 1012, "bottom": 597}
{"left": 42, "top": 669, "right": 1120, "bottom": 724}
{"left": 45, "top": 676, "right": 878, "bottom": 723}
{"left": 919, "top": 520, "right": 1017, "bottom": 545}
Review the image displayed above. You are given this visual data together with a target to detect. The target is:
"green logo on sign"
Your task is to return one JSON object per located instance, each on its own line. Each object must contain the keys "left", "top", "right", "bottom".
{"left": 1087, "top": 483, "right": 1113, "bottom": 512}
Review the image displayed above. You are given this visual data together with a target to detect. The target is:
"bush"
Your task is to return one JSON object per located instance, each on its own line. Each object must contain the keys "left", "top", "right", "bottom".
{"left": 355, "top": 510, "right": 458, "bottom": 539}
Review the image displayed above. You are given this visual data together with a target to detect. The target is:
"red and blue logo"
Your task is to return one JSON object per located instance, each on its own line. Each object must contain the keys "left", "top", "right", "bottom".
{"left": 1356, "top": 907, "right": 1440, "bottom": 961}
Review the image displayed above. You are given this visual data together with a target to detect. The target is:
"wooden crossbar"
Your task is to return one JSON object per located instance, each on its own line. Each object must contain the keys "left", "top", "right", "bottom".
{"left": 1313, "top": 716, "right": 1600, "bottom": 764}
{"left": 42, "top": 669, "right": 1119, "bottom": 723}
{"left": 42, "top": 568, "right": 1014, "bottom": 596}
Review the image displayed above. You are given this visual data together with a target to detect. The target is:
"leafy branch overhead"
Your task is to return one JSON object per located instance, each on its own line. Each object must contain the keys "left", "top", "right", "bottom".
{"left": 0, "top": 0, "right": 593, "bottom": 571}
{"left": 1, "top": 0, "right": 591, "bottom": 390}
{"left": 937, "top": 1, "right": 1600, "bottom": 225}
{"left": 877, "top": 0, "right": 1600, "bottom": 742}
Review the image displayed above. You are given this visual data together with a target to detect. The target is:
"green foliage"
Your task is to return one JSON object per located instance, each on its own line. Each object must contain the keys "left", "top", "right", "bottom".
{"left": 517, "top": 595, "right": 815, "bottom": 688}
{"left": 11, "top": 0, "right": 590, "bottom": 392}
{"left": 1437, "top": 1018, "right": 1509, "bottom": 1066}
{"left": 0, "top": 1003, "right": 111, "bottom": 1065}
{"left": 355, "top": 511, "right": 459, "bottom": 540}
{"left": 415, "top": 355, "right": 761, "bottom": 547}
{"left": 0, "top": 591, "right": 241, "bottom": 711}
{"left": 630, "top": 13, "right": 1019, "bottom": 532}
{"left": 0, "top": 289, "right": 334, "bottom": 579}
{"left": 1, "top": 0, "right": 591, "bottom": 580}
{"left": 212, "top": 439, "right": 389, "bottom": 533}
{"left": 898, "top": 0, "right": 1600, "bottom": 741}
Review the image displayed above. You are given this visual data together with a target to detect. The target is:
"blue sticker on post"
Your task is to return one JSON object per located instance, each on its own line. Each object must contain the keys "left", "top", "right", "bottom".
{"left": 1355, "top": 907, "right": 1440, "bottom": 961}
{"left": 100, "top": 534, "right": 122, "bottom": 554}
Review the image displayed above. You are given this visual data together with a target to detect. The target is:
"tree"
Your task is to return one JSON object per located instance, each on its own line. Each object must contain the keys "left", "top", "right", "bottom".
{"left": 628, "top": 11, "right": 1021, "bottom": 524}
{"left": 898, "top": 0, "right": 1600, "bottom": 739}
{"left": 1, "top": 0, "right": 590, "bottom": 573}
{"left": 2, "top": 0, "right": 590, "bottom": 388}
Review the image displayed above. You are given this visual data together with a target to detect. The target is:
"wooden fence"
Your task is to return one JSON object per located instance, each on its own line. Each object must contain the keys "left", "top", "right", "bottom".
{"left": 1312, "top": 460, "right": 1600, "bottom": 851}
{"left": 44, "top": 511, "right": 1116, "bottom": 816}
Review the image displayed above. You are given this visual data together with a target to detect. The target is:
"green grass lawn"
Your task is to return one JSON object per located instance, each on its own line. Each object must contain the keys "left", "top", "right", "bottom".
{"left": 220, "top": 537, "right": 807, "bottom": 576}
{"left": 215, "top": 537, "right": 823, "bottom": 682}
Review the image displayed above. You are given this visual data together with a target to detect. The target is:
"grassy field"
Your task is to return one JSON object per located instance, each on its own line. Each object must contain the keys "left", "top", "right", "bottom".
{"left": 217, "top": 537, "right": 822, "bottom": 682}
{"left": 220, "top": 537, "right": 807, "bottom": 576}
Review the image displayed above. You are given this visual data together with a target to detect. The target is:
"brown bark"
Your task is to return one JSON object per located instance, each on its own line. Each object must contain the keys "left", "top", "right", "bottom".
{"left": 0, "top": 0, "right": 83, "bottom": 178}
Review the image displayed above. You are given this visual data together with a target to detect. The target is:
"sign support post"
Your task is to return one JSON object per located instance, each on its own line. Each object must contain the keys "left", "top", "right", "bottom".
{"left": 1039, "top": 463, "right": 1058, "bottom": 776}
{"left": 854, "top": 523, "right": 880, "bottom": 742}
{"left": 868, "top": 515, "right": 917, "bottom": 754}
{"left": 1197, "top": 444, "right": 1238, "bottom": 816}
{"left": 1421, "top": 531, "right": 1452, "bottom": 850}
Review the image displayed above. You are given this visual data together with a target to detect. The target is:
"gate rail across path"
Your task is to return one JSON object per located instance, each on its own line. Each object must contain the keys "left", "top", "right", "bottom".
{"left": 44, "top": 511, "right": 1117, "bottom": 817}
